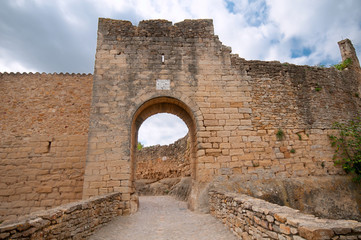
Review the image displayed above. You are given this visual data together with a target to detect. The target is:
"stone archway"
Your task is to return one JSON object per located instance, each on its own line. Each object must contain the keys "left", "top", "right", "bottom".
{"left": 130, "top": 96, "right": 197, "bottom": 186}
{"left": 130, "top": 97, "right": 199, "bottom": 209}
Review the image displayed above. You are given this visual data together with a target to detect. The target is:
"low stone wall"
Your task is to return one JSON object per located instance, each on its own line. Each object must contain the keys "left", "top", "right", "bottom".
{"left": 0, "top": 192, "right": 128, "bottom": 240}
{"left": 211, "top": 175, "right": 361, "bottom": 221}
{"left": 209, "top": 190, "right": 361, "bottom": 240}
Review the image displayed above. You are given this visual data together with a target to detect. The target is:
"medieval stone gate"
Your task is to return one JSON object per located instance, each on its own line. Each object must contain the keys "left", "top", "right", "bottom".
{"left": 1, "top": 18, "right": 360, "bottom": 221}
{"left": 82, "top": 18, "right": 361, "bottom": 211}
{"left": 82, "top": 19, "right": 221, "bottom": 211}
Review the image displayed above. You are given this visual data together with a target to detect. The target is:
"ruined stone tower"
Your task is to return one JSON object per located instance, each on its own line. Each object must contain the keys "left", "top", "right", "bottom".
{"left": 338, "top": 38, "right": 361, "bottom": 68}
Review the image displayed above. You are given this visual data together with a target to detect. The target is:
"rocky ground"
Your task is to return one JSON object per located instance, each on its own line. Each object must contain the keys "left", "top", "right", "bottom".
{"left": 135, "top": 176, "right": 192, "bottom": 201}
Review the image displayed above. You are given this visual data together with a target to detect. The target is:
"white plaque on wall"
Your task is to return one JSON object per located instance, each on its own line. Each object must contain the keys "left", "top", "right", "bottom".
{"left": 156, "top": 79, "right": 170, "bottom": 90}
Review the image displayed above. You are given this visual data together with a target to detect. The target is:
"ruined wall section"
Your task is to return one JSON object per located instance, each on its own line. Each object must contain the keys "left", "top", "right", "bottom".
{"left": 0, "top": 73, "right": 93, "bottom": 221}
{"left": 232, "top": 58, "right": 361, "bottom": 128}
{"left": 136, "top": 135, "right": 191, "bottom": 180}
{"left": 221, "top": 53, "right": 361, "bottom": 180}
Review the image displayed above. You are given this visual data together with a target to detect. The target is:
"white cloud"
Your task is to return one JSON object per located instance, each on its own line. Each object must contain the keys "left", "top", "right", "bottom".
{"left": 265, "top": 0, "right": 361, "bottom": 65}
{"left": 0, "top": 59, "right": 37, "bottom": 73}
{"left": 138, "top": 113, "right": 188, "bottom": 147}
{"left": 1, "top": 0, "right": 361, "bottom": 144}
{"left": 1, "top": 0, "right": 360, "bottom": 73}
{"left": 0, "top": 48, "right": 37, "bottom": 73}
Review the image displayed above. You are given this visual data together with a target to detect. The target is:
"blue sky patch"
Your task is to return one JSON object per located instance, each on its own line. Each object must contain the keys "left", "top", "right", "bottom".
{"left": 291, "top": 47, "right": 312, "bottom": 58}
{"left": 290, "top": 37, "right": 313, "bottom": 59}
{"left": 245, "top": 0, "right": 268, "bottom": 27}
{"left": 225, "top": 0, "right": 236, "bottom": 14}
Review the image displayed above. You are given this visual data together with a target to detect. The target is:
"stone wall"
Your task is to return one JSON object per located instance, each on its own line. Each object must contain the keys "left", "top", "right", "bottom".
{"left": 134, "top": 135, "right": 192, "bottom": 199}
{"left": 235, "top": 58, "right": 361, "bottom": 129}
{"left": 0, "top": 192, "right": 128, "bottom": 240}
{"left": 1, "top": 18, "right": 361, "bottom": 219}
{"left": 82, "top": 18, "right": 361, "bottom": 211}
{"left": 0, "top": 73, "right": 93, "bottom": 221}
{"left": 136, "top": 134, "right": 190, "bottom": 180}
{"left": 0, "top": 73, "right": 92, "bottom": 137}
{"left": 209, "top": 190, "right": 361, "bottom": 240}
{"left": 211, "top": 175, "right": 361, "bottom": 221}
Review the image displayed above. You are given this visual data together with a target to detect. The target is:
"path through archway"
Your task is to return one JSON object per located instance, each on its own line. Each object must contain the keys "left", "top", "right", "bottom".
{"left": 131, "top": 97, "right": 198, "bottom": 202}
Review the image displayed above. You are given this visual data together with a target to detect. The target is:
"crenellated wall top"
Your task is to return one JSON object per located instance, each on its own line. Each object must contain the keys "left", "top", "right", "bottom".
{"left": 98, "top": 18, "right": 215, "bottom": 38}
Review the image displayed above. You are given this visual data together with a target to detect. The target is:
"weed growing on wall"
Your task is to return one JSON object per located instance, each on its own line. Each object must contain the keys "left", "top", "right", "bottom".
{"left": 333, "top": 58, "right": 352, "bottom": 70}
{"left": 276, "top": 129, "right": 285, "bottom": 141}
{"left": 315, "top": 84, "right": 322, "bottom": 92}
{"left": 329, "top": 117, "right": 361, "bottom": 182}
{"left": 137, "top": 142, "right": 144, "bottom": 150}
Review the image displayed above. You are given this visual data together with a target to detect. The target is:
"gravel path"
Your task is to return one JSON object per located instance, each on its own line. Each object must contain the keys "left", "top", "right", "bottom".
{"left": 90, "top": 196, "right": 238, "bottom": 240}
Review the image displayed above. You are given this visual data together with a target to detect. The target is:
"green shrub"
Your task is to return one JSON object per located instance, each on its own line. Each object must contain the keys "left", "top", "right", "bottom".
{"left": 334, "top": 58, "right": 352, "bottom": 70}
{"left": 329, "top": 117, "right": 361, "bottom": 182}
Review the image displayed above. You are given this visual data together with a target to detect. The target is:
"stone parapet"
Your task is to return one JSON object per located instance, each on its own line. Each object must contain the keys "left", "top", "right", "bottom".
{"left": 209, "top": 190, "right": 361, "bottom": 240}
{"left": 98, "top": 18, "right": 214, "bottom": 39}
{"left": 0, "top": 192, "right": 127, "bottom": 240}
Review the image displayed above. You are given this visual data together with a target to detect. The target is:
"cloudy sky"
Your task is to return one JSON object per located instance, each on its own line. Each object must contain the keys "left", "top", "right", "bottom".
{"left": 1, "top": 0, "right": 361, "bottom": 146}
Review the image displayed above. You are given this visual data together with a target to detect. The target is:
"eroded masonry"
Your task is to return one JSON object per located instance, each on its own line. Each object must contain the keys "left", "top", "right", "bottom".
{"left": 1, "top": 18, "right": 361, "bottom": 224}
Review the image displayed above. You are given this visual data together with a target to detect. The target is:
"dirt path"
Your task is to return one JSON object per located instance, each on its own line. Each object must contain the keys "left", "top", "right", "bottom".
{"left": 90, "top": 196, "right": 238, "bottom": 240}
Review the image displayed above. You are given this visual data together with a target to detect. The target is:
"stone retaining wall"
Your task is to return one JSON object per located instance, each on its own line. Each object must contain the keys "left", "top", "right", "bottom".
{"left": 209, "top": 190, "right": 361, "bottom": 240}
{"left": 211, "top": 175, "right": 361, "bottom": 221}
{"left": 0, "top": 192, "right": 128, "bottom": 240}
{"left": 136, "top": 135, "right": 190, "bottom": 180}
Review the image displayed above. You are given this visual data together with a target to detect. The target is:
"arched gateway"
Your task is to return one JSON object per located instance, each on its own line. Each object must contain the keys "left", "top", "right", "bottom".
{"left": 131, "top": 97, "right": 199, "bottom": 209}
{"left": 82, "top": 18, "right": 227, "bottom": 211}
{"left": 82, "top": 18, "right": 361, "bottom": 213}
{"left": 1, "top": 17, "right": 360, "bottom": 225}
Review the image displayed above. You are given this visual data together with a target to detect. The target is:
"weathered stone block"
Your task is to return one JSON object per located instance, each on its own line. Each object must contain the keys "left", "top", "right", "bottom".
{"left": 299, "top": 226, "right": 335, "bottom": 240}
